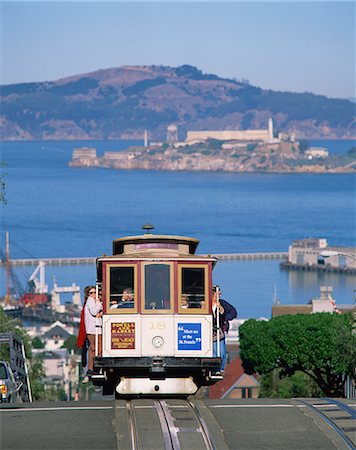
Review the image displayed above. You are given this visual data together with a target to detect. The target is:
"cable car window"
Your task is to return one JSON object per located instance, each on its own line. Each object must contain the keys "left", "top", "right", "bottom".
{"left": 144, "top": 264, "right": 171, "bottom": 310}
{"left": 181, "top": 267, "right": 207, "bottom": 310}
{"left": 109, "top": 266, "right": 135, "bottom": 309}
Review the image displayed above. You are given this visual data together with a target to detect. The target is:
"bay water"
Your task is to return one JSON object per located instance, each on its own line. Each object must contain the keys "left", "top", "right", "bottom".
{"left": 0, "top": 139, "right": 355, "bottom": 318}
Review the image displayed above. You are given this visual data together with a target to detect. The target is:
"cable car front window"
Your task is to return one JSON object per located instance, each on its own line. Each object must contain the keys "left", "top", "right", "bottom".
{"left": 144, "top": 264, "right": 171, "bottom": 310}
{"left": 109, "top": 266, "right": 135, "bottom": 310}
{"left": 181, "top": 267, "right": 206, "bottom": 309}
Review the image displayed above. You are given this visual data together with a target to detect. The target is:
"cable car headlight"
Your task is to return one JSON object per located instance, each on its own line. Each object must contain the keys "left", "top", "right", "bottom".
{"left": 152, "top": 336, "right": 164, "bottom": 349}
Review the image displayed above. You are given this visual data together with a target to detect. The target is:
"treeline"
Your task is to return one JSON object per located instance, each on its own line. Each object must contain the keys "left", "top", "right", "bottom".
{"left": 239, "top": 312, "right": 355, "bottom": 397}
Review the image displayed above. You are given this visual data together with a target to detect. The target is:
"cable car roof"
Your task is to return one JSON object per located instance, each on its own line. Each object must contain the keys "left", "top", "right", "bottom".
{"left": 112, "top": 233, "right": 200, "bottom": 256}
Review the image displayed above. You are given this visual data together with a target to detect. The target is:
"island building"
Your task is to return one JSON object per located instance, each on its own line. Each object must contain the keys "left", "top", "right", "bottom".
{"left": 305, "top": 147, "right": 329, "bottom": 159}
{"left": 167, "top": 124, "right": 178, "bottom": 145}
{"left": 185, "top": 118, "right": 274, "bottom": 144}
{"left": 70, "top": 147, "right": 99, "bottom": 167}
{"left": 281, "top": 238, "right": 356, "bottom": 273}
{"left": 72, "top": 147, "right": 96, "bottom": 159}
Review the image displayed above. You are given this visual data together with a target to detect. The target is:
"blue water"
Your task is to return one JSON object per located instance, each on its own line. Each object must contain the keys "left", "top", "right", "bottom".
{"left": 0, "top": 139, "right": 355, "bottom": 318}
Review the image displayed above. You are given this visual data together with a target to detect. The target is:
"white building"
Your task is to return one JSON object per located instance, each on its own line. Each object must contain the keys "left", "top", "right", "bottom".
{"left": 41, "top": 321, "right": 72, "bottom": 350}
{"left": 287, "top": 238, "right": 356, "bottom": 270}
{"left": 305, "top": 147, "right": 329, "bottom": 159}
{"left": 33, "top": 348, "right": 81, "bottom": 400}
{"left": 186, "top": 119, "right": 274, "bottom": 143}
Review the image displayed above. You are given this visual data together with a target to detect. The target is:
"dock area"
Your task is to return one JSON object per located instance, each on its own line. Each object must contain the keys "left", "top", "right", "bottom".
{"left": 280, "top": 261, "right": 356, "bottom": 275}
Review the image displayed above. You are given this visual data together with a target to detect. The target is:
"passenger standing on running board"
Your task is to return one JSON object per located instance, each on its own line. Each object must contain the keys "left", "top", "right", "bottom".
{"left": 83, "top": 286, "right": 102, "bottom": 383}
{"left": 212, "top": 285, "right": 237, "bottom": 375}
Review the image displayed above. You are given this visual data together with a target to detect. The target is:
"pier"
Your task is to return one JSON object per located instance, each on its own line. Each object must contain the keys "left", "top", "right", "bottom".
{"left": 2, "top": 256, "right": 97, "bottom": 266}
{"left": 212, "top": 252, "right": 288, "bottom": 261}
{"left": 1, "top": 252, "right": 288, "bottom": 266}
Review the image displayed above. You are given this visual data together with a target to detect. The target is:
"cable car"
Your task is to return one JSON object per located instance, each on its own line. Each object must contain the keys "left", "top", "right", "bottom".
{"left": 92, "top": 225, "right": 222, "bottom": 397}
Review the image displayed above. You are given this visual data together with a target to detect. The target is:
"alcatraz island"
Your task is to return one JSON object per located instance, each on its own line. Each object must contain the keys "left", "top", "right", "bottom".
{"left": 70, "top": 119, "right": 356, "bottom": 173}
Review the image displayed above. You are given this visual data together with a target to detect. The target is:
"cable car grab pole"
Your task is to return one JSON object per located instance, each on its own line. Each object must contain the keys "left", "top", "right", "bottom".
{"left": 95, "top": 283, "right": 99, "bottom": 357}
{"left": 216, "top": 285, "right": 220, "bottom": 358}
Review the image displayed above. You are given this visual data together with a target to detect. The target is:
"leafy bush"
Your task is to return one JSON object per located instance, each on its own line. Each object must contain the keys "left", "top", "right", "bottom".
{"left": 259, "top": 370, "right": 322, "bottom": 398}
{"left": 175, "top": 65, "right": 220, "bottom": 80}
{"left": 32, "top": 337, "right": 45, "bottom": 349}
{"left": 0, "top": 82, "right": 42, "bottom": 96}
{"left": 122, "top": 77, "right": 167, "bottom": 96}
{"left": 48, "top": 78, "right": 99, "bottom": 96}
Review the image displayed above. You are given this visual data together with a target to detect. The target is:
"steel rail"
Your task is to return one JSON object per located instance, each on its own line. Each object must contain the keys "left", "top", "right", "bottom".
{"left": 154, "top": 400, "right": 175, "bottom": 450}
{"left": 125, "top": 399, "right": 217, "bottom": 450}
{"left": 188, "top": 400, "right": 216, "bottom": 450}
{"left": 323, "top": 398, "right": 356, "bottom": 420}
{"left": 297, "top": 399, "right": 355, "bottom": 450}
{"left": 156, "top": 399, "right": 215, "bottom": 450}
{"left": 126, "top": 400, "right": 139, "bottom": 450}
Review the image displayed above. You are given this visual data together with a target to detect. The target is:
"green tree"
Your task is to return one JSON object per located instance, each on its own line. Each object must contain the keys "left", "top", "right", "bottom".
{"left": 247, "top": 143, "right": 257, "bottom": 152}
{"left": 239, "top": 313, "right": 355, "bottom": 397}
{"left": 206, "top": 139, "right": 222, "bottom": 151}
{"left": 29, "top": 353, "right": 46, "bottom": 400}
{"left": 259, "top": 370, "right": 322, "bottom": 398}
{"left": 42, "top": 385, "right": 66, "bottom": 401}
{"left": 32, "top": 336, "right": 45, "bottom": 349}
{"left": 61, "top": 334, "right": 79, "bottom": 353}
{"left": 0, "top": 307, "right": 47, "bottom": 399}
{"left": 0, "top": 307, "right": 32, "bottom": 359}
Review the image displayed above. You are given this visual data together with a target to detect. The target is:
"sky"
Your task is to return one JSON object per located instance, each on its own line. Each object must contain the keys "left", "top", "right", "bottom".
{"left": 0, "top": 1, "right": 355, "bottom": 99}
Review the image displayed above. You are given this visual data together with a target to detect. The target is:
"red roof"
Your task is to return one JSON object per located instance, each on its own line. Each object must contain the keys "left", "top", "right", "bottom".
{"left": 209, "top": 355, "right": 246, "bottom": 399}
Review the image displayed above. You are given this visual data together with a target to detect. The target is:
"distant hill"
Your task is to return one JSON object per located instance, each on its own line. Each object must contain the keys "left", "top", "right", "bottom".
{"left": 1, "top": 65, "right": 355, "bottom": 140}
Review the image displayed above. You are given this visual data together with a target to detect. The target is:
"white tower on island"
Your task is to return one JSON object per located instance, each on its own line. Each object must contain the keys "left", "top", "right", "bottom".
{"left": 144, "top": 129, "right": 148, "bottom": 147}
{"left": 268, "top": 117, "right": 273, "bottom": 139}
{"left": 167, "top": 124, "right": 178, "bottom": 146}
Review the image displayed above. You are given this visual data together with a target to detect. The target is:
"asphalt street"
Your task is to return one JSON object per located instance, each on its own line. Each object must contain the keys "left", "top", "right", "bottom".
{"left": 0, "top": 398, "right": 354, "bottom": 450}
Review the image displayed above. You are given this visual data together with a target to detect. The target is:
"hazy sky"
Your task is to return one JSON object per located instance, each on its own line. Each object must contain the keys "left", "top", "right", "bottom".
{"left": 1, "top": 1, "right": 355, "bottom": 99}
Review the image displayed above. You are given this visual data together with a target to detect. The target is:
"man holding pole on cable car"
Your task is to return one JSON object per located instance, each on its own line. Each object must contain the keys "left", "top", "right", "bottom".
{"left": 212, "top": 285, "right": 237, "bottom": 376}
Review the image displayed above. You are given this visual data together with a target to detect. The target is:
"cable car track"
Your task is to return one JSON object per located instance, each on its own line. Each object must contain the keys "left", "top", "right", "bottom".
{"left": 123, "top": 399, "right": 217, "bottom": 450}
{"left": 297, "top": 398, "right": 356, "bottom": 450}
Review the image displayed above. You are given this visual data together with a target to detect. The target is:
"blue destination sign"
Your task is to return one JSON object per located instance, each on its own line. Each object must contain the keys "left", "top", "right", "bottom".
{"left": 178, "top": 323, "right": 202, "bottom": 350}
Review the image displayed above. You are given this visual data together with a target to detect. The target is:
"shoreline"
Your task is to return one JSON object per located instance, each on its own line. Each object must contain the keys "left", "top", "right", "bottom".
{"left": 69, "top": 164, "right": 356, "bottom": 174}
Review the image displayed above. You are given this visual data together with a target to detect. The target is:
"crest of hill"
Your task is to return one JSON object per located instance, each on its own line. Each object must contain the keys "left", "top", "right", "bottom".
{"left": 0, "top": 65, "right": 355, "bottom": 140}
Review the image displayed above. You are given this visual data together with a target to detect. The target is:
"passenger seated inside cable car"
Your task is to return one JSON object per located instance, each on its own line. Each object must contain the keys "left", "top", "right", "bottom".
{"left": 105, "top": 261, "right": 209, "bottom": 313}
{"left": 109, "top": 266, "right": 135, "bottom": 309}
{"left": 179, "top": 266, "right": 207, "bottom": 311}
{"left": 181, "top": 295, "right": 189, "bottom": 309}
{"left": 110, "top": 287, "right": 134, "bottom": 309}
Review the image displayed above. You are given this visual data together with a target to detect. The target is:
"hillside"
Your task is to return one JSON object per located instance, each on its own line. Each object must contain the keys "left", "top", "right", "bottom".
{"left": 1, "top": 65, "right": 355, "bottom": 140}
